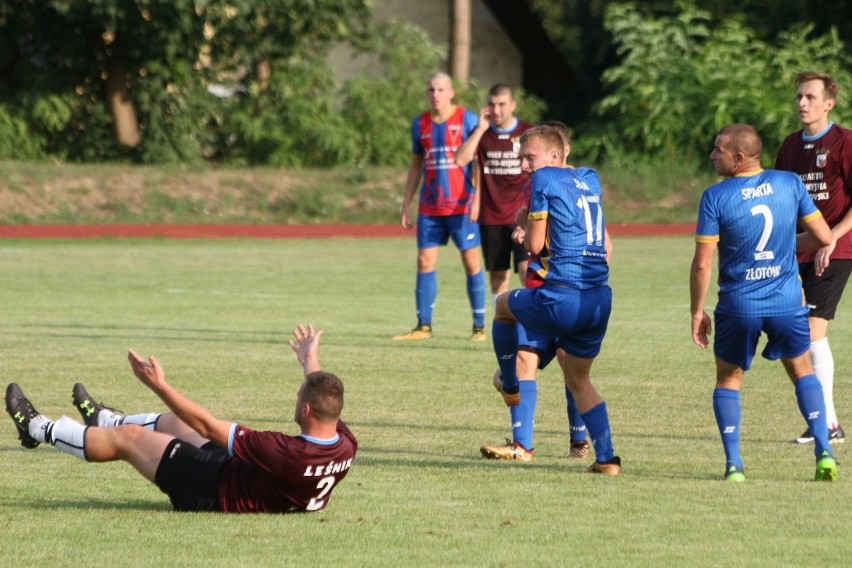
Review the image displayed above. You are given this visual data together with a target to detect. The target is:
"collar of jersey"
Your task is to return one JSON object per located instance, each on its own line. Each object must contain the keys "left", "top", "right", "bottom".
{"left": 802, "top": 121, "right": 834, "bottom": 141}
{"left": 491, "top": 118, "right": 518, "bottom": 134}
{"left": 299, "top": 433, "right": 340, "bottom": 445}
{"left": 734, "top": 168, "right": 763, "bottom": 177}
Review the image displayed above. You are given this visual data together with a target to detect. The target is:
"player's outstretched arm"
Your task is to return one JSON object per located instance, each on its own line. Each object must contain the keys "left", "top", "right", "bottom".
{"left": 289, "top": 323, "right": 324, "bottom": 377}
{"left": 127, "top": 349, "right": 232, "bottom": 447}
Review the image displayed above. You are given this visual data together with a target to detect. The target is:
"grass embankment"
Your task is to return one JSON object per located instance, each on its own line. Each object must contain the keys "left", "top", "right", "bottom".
{"left": 0, "top": 160, "right": 718, "bottom": 225}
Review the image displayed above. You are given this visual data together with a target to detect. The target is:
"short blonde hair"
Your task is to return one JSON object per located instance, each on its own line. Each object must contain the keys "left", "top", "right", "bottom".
{"left": 520, "top": 125, "right": 565, "bottom": 163}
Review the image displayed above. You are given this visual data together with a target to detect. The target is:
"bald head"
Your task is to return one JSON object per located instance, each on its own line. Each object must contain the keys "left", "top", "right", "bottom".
{"left": 711, "top": 124, "right": 763, "bottom": 177}
{"left": 426, "top": 72, "right": 455, "bottom": 115}
{"left": 428, "top": 72, "right": 452, "bottom": 87}
{"left": 717, "top": 124, "right": 762, "bottom": 159}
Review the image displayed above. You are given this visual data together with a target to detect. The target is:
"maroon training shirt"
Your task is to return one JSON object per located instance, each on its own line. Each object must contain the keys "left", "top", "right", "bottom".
{"left": 776, "top": 124, "right": 852, "bottom": 262}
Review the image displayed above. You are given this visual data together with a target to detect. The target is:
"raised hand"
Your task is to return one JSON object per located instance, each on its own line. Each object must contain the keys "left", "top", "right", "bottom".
{"left": 289, "top": 324, "right": 324, "bottom": 375}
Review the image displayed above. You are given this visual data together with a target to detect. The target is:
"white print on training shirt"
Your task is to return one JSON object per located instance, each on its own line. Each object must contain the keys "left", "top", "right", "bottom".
{"left": 750, "top": 204, "right": 775, "bottom": 261}
{"left": 575, "top": 194, "right": 603, "bottom": 246}
{"left": 744, "top": 204, "right": 780, "bottom": 281}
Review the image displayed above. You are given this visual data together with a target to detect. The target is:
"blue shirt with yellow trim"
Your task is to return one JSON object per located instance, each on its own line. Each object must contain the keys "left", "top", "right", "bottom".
{"left": 528, "top": 166, "right": 608, "bottom": 289}
{"left": 696, "top": 169, "right": 821, "bottom": 316}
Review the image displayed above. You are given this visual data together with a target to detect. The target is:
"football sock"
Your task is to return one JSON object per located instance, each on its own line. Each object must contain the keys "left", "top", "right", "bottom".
{"left": 492, "top": 320, "right": 519, "bottom": 393}
{"left": 28, "top": 414, "right": 54, "bottom": 444}
{"left": 49, "top": 416, "right": 87, "bottom": 460}
{"left": 120, "top": 413, "right": 161, "bottom": 431}
{"left": 491, "top": 293, "right": 499, "bottom": 308}
{"left": 795, "top": 374, "right": 832, "bottom": 458}
{"left": 565, "top": 386, "right": 587, "bottom": 442}
{"left": 511, "top": 380, "right": 537, "bottom": 451}
{"left": 415, "top": 271, "right": 437, "bottom": 327}
{"left": 810, "top": 338, "right": 837, "bottom": 427}
{"left": 466, "top": 270, "right": 486, "bottom": 329}
{"left": 713, "top": 387, "right": 743, "bottom": 469}
{"left": 581, "top": 401, "right": 614, "bottom": 462}
{"left": 96, "top": 408, "right": 125, "bottom": 428}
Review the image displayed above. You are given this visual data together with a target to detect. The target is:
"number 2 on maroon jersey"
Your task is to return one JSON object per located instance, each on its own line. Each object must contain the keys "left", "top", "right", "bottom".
{"left": 306, "top": 476, "right": 336, "bottom": 511}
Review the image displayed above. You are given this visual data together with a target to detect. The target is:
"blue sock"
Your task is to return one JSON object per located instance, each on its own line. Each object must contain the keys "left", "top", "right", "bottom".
{"left": 581, "top": 402, "right": 614, "bottom": 462}
{"left": 511, "top": 381, "right": 538, "bottom": 451}
{"left": 795, "top": 374, "right": 832, "bottom": 458}
{"left": 466, "top": 270, "right": 486, "bottom": 328}
{"left": 415, "top": 271, "right": 436, "bottom": 326}
{"left": 565, "top": 386, "right": 587, "bottom": 442}
{"left": 713, "top": 387, "right": 743, "bottom": 469}
{"left": 492, "top": 320, "right": 518, "bottom": 392}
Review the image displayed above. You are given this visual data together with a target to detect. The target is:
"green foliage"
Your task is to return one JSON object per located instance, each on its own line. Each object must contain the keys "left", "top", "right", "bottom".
{"left": 0, "top": 106, "right": 44, "bottom": 160}
{"left": 584, "top": 2, "right": 852, "bottom": 167}
{"left": 131, "top": 61, "right": 212, "bottom": 165}
{"left": 220, "top": 51, "right": 360, "bottom": 168}
{"left": 0, "top": 0, "right": 372, "bottom": 165}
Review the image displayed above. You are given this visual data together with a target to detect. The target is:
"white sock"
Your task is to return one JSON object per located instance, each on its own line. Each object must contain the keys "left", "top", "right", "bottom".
{"left": 120, "top": 413, "right": 160, "bottom": 431}
{"left": 811, "top": 337, "right": 838, "bottom": 428}
{"left": 96, "top": 408, "right": 125, "bottom": 428}
{"left": 28, "top": 414, "right": 54, "bottom": 444}
{"left": 51, "top": 416, "right": 87, "bottom": 460}
{"left": 491, "top": 293, "right": 499, "bottom": 308}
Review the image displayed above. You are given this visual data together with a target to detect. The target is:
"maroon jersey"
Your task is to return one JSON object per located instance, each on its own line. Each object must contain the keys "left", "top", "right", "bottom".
{"left": 219, "top": 421, "right": 357, "bottom": 513}
{"left": 776, "top": 123, "right": 852, "bottom": 261}
{"left": 476, "top": 119, "right": 533, "bottom": 225}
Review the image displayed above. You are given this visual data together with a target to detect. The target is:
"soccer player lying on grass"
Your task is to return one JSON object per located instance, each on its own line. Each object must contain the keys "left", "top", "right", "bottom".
{"left": 5, "top": 324, "right": 357, "bottom": 513}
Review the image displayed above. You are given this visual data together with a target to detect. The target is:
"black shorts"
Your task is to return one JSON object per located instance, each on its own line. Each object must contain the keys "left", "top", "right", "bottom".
{"left": 800, "top": 259, "right": 852, "bottom": 320}
{"left": 480, "top": 224, "right": 529, "bottom": 272}
{"left": 154, "top": 439, "right": 228, "bottom": 512}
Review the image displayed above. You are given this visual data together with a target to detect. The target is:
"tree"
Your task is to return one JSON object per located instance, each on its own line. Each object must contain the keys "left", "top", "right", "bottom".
{"left": 0, "top": 0, "right": 371, "bottom": 162}
{"left": 529, "top": 0, "right": 852, "bottom": 130}
{"left": 451, "top": 0, "right": 471, "bottom": 84}
{"left": 581, "top": 2, "right": 852, "bottom": 167}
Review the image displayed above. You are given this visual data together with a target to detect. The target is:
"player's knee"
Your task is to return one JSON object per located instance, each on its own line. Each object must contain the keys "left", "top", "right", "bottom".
{"left": 115, "top": 423, "right": 151, "bottom": 446}
{"left": 493, "top": 294, "right": 514, "bottom": 322}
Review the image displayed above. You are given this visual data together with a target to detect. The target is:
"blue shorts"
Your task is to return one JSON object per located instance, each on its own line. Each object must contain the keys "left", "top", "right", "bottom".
{"left": 417, "top": 214, "right": 480, "bottom": 251}
{"left": 517, "top": 323, "right": 557, "bottom": 369}
{"left": 713, "top": 310, "right": 811, "bottom": 371}
{"left": 508, "top": 284, "right": 612, "bottom": 359}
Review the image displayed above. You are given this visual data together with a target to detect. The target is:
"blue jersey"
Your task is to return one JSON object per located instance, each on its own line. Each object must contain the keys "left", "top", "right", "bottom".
{"left": 696, "top": 169, "right": 822, "bottom": 317}
{"left": 527, "top": 166, "right": 608, "bottom": 289}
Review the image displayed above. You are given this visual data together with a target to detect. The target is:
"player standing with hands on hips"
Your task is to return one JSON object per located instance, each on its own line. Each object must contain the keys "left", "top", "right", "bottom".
{"left": 394, "top": 72, "right": 487, "bottom": 342}
{"left": 776, "top": 71, "right": 852, "bottom": 445}
{"left": 691, "top": 124, "right": 836, "bottom": 481}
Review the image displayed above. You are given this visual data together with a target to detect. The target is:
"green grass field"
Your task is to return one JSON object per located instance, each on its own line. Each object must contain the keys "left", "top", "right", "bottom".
{"left": 1, "top": 236, "right": 850, "bottom": 567}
